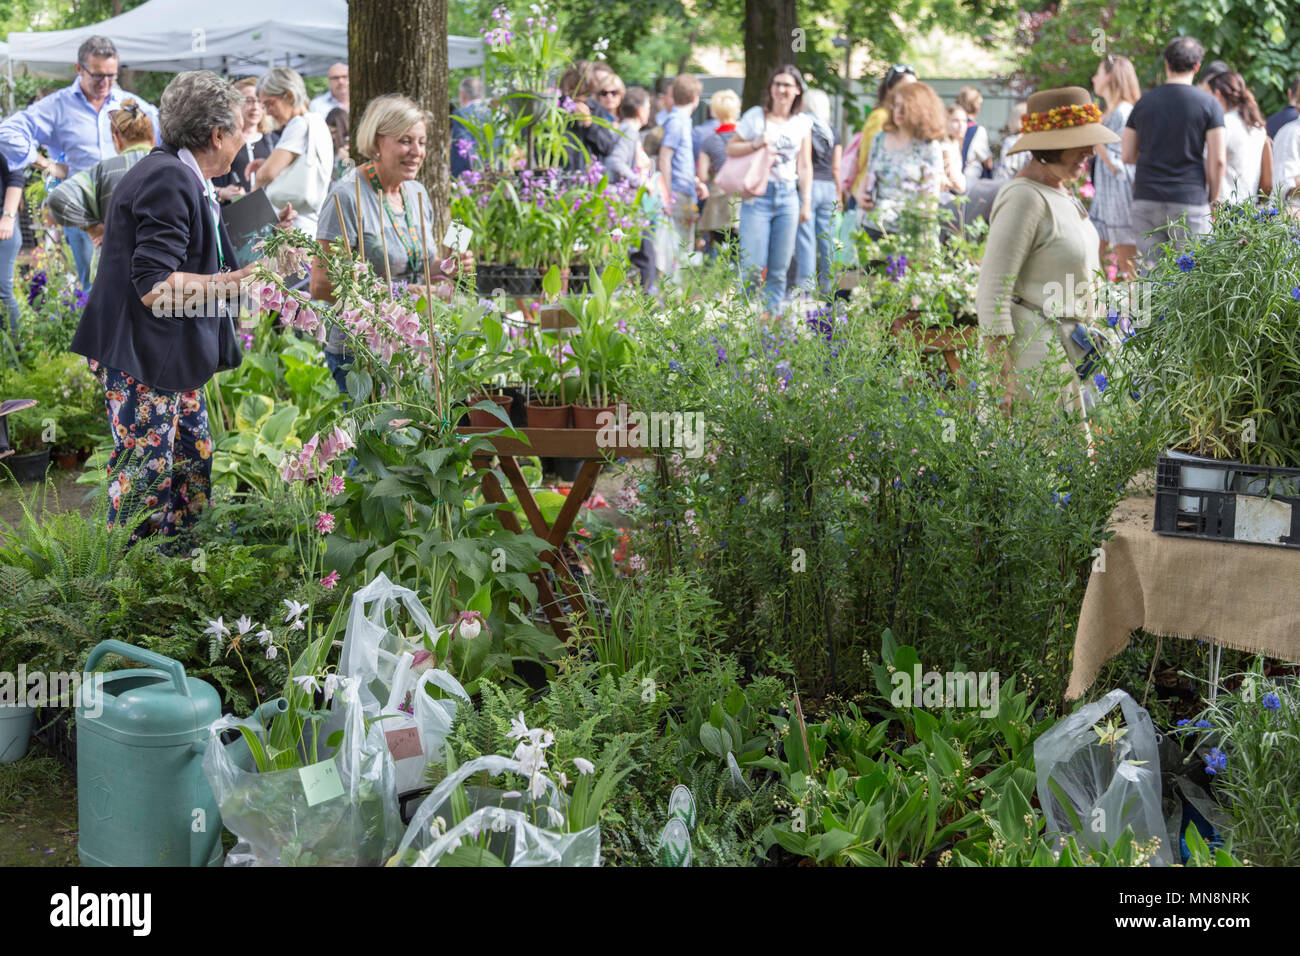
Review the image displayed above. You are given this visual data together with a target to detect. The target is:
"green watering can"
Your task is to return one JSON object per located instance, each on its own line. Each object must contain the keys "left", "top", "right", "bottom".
{"left": 76, "top": 640, "right": 282, "bottom": 867}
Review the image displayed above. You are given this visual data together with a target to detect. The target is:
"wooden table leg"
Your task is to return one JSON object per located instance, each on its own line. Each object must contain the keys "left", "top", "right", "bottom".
{"left": 539, "top": 460, "right": 602, "bottom": 623}
{"left": 474, "top": 454, "right": 572, "bottom": 642}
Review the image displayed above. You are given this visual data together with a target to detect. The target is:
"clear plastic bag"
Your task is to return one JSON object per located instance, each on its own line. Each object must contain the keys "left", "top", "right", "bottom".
{"left": 340, "top": 572, "right": 440, "bottom": 713}
{"left": 379, "top": 653, "right": 470, "bottom": 796}
{"left": 389, "top": 755, "right": 600, "bottom": 867}
{"left": 202, "top": 678, "right": 403, "bottom": 866}
{"left": 1034, "top": 689, "right": 1171, "bottom": 865}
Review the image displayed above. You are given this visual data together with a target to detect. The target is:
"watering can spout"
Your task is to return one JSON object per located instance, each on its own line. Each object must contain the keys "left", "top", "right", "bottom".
{"left": 253, "top": 697, "right": 290, "bottom": 725}
{"left": 193, "top": 697, "right": 289, "bottom": 755}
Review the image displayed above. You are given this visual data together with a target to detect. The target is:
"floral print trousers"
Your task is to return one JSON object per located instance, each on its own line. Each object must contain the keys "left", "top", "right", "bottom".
{"left": 90, "top": 360, "right": 213, "bottom": 544}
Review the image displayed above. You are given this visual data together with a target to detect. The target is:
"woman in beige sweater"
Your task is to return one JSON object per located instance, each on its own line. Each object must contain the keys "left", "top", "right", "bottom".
{"left": 976, "top": 87, "right": 1119, "bottom": 413}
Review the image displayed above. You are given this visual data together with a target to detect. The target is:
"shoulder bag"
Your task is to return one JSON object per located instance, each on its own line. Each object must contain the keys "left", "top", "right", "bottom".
{"left": 714, "top": 113, "right": 771, "bottom": 200}
{"left": 265, "top": 113, "right": 330, "bottom": 219}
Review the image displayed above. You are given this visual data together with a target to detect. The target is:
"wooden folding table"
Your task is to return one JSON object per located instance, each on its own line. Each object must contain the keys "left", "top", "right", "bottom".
{"left": 461, "top": 425, "right": 656, "bottom": 643}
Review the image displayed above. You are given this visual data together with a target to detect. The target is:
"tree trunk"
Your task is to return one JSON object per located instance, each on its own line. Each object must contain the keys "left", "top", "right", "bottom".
{"left": 742, "top": 0, "right": 798, "bottom": 112}
{"left": 349, "top": 0, "right": 450, "bottom": 242}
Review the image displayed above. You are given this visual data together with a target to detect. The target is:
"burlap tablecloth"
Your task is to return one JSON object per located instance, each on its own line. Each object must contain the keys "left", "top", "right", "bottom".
{"left": 1067, "top": 493, "right": 1300, "bottom": 699}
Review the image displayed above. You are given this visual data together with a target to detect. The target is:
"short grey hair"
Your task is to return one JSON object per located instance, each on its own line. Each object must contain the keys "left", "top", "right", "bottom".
{"left": 256, "top": 66, "right": 309, "bottom": 107}
{"left": 77, "top": 36, "right": 117, "bottom": 68}
{"left": 459, "top": 76, "right": 484, "bottom": 101}
{"left": 160, "top": 71, "right": 244, "bottom": 150}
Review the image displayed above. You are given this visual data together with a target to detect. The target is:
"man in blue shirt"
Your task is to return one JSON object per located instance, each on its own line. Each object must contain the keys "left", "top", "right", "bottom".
{"left": 658, "top": 74, "right": 706, "bottom": 281}
{"left": 451, "top": 76, "right": 490, "bottom": 179}
{"left": 0, "top": 35, "right": 160, "bottom": 288}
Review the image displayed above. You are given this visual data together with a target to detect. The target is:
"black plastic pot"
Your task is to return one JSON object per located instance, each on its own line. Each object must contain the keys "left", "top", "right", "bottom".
{"left": 2, "top": 447, "right": 50, "bottom": 483}
{"left": 476, "top": 264, "right": 544, "bottom": 297}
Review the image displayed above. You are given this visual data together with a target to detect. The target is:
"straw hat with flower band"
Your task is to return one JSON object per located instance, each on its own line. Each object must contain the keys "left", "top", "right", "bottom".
{"left": 1007, "top": 87, "right": 1119, "bottom": 154}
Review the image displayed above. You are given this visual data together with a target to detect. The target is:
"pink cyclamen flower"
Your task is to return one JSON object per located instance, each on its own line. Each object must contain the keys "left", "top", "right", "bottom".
{"left": 327, "top": 475, "right": 346, "bottom": 495}
{"left": 321, "top": 570, "right": 340, "bottom": 589}
{"left": 316, "top": 511, "right": 335, "bottom": 533}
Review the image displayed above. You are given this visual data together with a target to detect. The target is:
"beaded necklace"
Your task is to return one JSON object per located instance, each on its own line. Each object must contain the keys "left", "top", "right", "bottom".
{"left": 361, "top": 162, "right": 422, "bottom": 275}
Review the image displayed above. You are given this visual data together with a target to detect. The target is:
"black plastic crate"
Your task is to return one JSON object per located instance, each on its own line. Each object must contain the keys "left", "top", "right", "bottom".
{"left": 1154, "top": 454, "right": 1300, "bottom": 549}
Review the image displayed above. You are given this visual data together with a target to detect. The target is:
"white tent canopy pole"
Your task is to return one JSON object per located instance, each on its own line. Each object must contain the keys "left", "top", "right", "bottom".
{"left": 6, "top": 0, "right": 483, "bottom": 78}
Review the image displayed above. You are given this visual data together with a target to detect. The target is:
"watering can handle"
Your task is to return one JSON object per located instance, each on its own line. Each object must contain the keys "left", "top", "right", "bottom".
{"left": 84, "top": 640, "right": 191, "bottom": 698}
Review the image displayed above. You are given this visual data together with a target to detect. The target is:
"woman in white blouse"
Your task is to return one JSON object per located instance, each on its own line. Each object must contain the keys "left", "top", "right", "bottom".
{"left": 248, "top": 67, "right": 335, "bottom": 235}
{"left": 1207, "top": 71, "right": 1270, "bottom": 205}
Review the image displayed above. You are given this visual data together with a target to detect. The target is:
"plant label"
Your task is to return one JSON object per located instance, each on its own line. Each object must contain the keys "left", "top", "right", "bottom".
{"left": 385, "top": 726, "right": 423, "bottom": 761}
{"left": 1234, "top": 495, "right": 1291, "bottom": 545}
{"left": 444, "top": 221, "right": 472, "bottom": 254}
{"left": 300, "top": 757, "right": 345, "bottom": 806}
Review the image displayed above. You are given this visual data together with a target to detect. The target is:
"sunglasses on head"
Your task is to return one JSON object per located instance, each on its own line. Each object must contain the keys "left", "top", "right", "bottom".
{"left": 887, "top": 64, "right": 915, "bottom": 80}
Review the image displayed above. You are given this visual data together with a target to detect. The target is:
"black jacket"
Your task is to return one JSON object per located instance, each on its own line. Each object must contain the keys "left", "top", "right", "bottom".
{"left": 71, "top": 144, "right": 236, "bottom": 393}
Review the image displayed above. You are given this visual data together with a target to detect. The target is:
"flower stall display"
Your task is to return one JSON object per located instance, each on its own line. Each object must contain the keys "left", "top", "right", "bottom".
{"left": 450, "top": 4, "right": 648, "bottom": 289}
{"left": 1118, "top": 201, "right": 1300, "bottom": 546}
{"left": 250, "top": 227, "right": 562, "bottom": 689}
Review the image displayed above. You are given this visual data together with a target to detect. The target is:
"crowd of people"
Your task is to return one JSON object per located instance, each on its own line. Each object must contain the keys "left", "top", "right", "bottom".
{"left": 4, "top": 30, "right": 1300, "bottom": 542}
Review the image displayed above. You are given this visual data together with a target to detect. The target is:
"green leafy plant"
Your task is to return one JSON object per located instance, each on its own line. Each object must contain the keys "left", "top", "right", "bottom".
{"left": 1118, "top": 201, "right": 1300, "bottom": 465}
{"left": 1192, "top": 661, "right": 1300, "bottom": 866}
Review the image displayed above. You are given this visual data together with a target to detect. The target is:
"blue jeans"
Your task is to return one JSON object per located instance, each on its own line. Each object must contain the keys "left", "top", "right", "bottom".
{"left": 65, "top": 224, "right": 94, "bottom": 289}
{"left": 0, "top": 224, "right": 20, "bottom": 336}
{"left": 325, "top": 350, "right": 351, "bottom": 397}
{"left": 795, "top": 179, "right": 838, "bottom": 298}
{"left": 739, "top": 179, "right": 799, "bottom": 315}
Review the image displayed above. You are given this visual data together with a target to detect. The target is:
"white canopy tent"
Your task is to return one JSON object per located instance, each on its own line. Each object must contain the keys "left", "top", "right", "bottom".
{"left": 6, "top": 0, "right": 484, "bottom": 77}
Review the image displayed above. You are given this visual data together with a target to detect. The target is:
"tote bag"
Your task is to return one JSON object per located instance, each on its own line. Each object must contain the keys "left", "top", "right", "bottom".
{"left": 714, "top": 114, "right": 771, "bottom": 200}
{"left": 265, "top": 114, "right": 331, "bottom": 220}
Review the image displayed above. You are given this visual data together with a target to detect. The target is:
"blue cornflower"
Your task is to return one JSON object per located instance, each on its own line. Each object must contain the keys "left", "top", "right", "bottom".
{"left": 1195, "top": 719, "right": 1211, "bottom": 729}
{"left": 1262, "top": 692, "right": 1281, "bottom": 711}
{"left": 885, "top": 253, "right": 908, "bottom": 281}
{"left": 1292, "top": 287, "right": 1300, "bottom": 301}
{"left": 668, "top": 360, "right": 682, "bottom": 372}
{"left": 714, "top": 346, "right": 727, "bottom": 367}
{"left": 1094, "top": 372, "right": 1108, "bottom": 392}
{"left": 1177, "top": 254, "right": 1195, "bottom": 272}
{"left": 1106, "top": 309, "right": 1119, "bottom": 327}
{"left": 1204, "top": 747, "right": 1228, "bottom": 776}
{"left": 1051, "top": 491, "right": 1071, "bottom": 505}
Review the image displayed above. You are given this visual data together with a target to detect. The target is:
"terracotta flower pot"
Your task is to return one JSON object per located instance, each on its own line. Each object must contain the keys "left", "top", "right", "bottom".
{"left": 525, "top": 402, "right": 573, "bottom": 428}
{"left": 572, "top": 404, "right": 617, "bottom": 429}
{"left": 467, "top": 393, "right": 514, "bottom": 427}
{"left": 55, "top": 451, "right": 79, "bottom": 470}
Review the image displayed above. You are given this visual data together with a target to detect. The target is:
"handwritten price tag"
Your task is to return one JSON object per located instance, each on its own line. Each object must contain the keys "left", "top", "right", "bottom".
{"left": 385, "top": 726, "right": 423, "bottom": 761}
{"left": 299, "top": 757, "right": 345, "bottom": 807}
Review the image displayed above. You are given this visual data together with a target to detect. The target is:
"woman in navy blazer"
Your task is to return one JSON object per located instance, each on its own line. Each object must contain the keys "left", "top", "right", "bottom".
{"left": 71, "top": 70, "right": 292, "bottom": 545}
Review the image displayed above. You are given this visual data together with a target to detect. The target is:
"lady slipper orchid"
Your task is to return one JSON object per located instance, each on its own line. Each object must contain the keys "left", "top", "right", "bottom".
{"left": 454, "top": 610, "right": 487, "bottom": 640}
{"left": 411, "top": 649, "right": 435, "bottom": 674}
